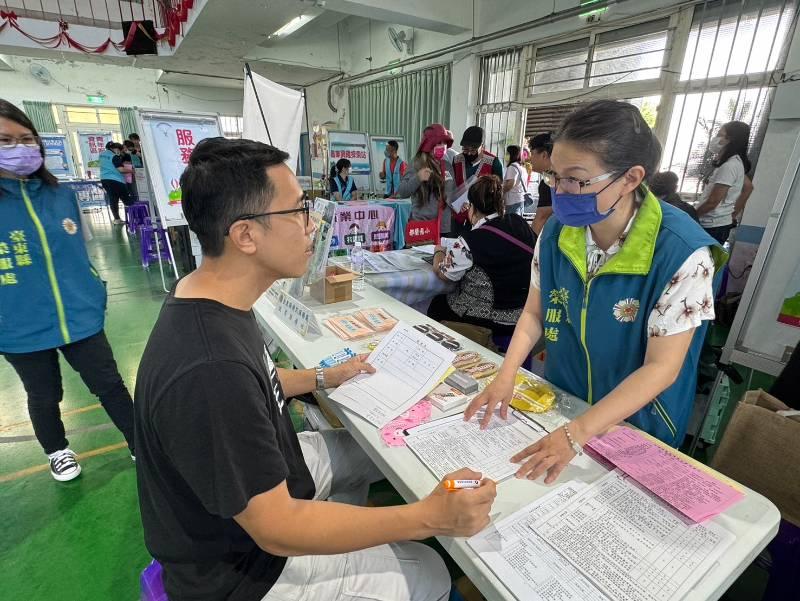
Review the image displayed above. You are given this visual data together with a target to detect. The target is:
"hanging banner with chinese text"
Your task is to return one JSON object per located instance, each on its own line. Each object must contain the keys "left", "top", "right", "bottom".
{"left": 77, "top": 131, "right": 113, "bottom": 178}
{"left": 327, "top": 130, "right": 371, "bottom": 191}
{"left": 137, "top": 111, "right": 222, "bottom": 226}
{"left": 330, "top": 203, "right": 395, "bottom": 253}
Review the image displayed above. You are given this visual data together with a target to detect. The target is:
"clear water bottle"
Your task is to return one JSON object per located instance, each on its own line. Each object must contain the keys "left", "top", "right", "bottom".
{"left": 351, "top": 241, "right": 365, "bottom": 291}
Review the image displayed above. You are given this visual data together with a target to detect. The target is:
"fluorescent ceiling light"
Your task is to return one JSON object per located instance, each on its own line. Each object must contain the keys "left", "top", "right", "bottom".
{"left": 270, "top": 14, "right": 315, "bottom": 38}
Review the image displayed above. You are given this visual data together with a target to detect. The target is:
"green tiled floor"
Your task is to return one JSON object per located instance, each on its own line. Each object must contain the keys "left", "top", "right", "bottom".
{"left": 0, "top": 215, "right": 171, "bottom": 600}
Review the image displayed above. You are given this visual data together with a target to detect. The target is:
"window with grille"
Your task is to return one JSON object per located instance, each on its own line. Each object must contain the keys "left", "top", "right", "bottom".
{"left": 476, "top": 48, "right": 524, "bottom": 158}
{"left": 526, "top": 18, "right": 670, "bottom": 95}
{"left": 220, "top": 115, "right": 243, "bottom": 139}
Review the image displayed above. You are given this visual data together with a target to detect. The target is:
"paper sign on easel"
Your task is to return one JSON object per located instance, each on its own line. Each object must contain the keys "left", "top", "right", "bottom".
{"left": 275, "top": 290, "right": 321, "bottom": 337}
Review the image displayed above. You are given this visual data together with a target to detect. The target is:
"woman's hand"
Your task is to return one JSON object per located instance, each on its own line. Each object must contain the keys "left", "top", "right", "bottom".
{"left": 418, "top": 167, "right": 433, "bottom": 182}
{"left": 511, "top": 423, "right": 584, "bottom": 484}
{"left": 324, "top": 355, "right": 375, "bottom": 388}
{"left": 464, "top": 373, "right": 515, "bottom": 429}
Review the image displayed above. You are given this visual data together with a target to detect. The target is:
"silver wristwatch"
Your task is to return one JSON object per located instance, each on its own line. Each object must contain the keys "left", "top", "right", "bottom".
{"left": 315, "top": 366, "right": 326, "bottom": 390}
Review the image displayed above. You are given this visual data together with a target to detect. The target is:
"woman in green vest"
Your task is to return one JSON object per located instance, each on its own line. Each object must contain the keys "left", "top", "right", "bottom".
{"left": 466, "top": 100, "right": 727, "bottom": 483}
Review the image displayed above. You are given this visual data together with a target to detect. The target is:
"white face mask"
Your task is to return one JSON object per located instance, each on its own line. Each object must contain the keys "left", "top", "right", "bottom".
{"left": 709, "top": 136, "right": 725, "bottom": 154}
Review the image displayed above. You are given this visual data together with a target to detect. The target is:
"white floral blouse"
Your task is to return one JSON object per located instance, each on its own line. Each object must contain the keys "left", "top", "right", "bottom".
{"left": 531, "top": 210, "right": 716, "bottom": 338}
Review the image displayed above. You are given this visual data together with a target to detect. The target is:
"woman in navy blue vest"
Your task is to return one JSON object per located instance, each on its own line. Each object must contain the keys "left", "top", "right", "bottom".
{"left": 466, "top": 100, "right": 727, "bottom": 483}
{"left": 330, "top": 158, "right": 358, "bottom": 201}
{"left": 428, "top": 175, "right": 535, "bottom": 337}
{"left": 0, "top": 100, "right": 135, "bottom": 482}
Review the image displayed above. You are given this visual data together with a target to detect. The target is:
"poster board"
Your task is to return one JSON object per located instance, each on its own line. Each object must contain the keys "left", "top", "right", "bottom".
{"left": 369, "top": 135, "right": 406, "bottom": 191}
{"left": 77, "top": 131, "right": 113, "bottom": 178}
{"left": 136, "top": 110, "right": 222, "bottom": 227}
{"left": 722, "top": 131, "right": 800, "bottom": 375}
{"left": 39, "top": 133, "right": 75, "bottom": 179}
{"left": 327, "top": 130, "right": 371, "bottom": 190}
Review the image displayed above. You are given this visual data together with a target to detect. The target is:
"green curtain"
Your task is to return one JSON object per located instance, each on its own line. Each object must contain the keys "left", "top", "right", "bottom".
{"left": 118, "top": 107, "right": 139, "bottom": 139}
{"left": 349, "top": 64, "right": 451, "bottom": 157}
{"left": 22, "top": 100, "right": 57, "bottom": 133}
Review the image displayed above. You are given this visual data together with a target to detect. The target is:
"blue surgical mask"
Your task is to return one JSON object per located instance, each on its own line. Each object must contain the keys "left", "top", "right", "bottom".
{"left": 551, "top": 179, "right": 624, "bottom": 227}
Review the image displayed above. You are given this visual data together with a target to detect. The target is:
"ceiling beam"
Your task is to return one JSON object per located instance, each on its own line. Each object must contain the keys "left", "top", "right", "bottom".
{"left": 320, "top": 0, "right": 472, "bottom": 34}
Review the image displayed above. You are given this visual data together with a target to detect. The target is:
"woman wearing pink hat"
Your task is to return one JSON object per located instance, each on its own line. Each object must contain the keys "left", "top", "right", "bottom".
{"left": 397, "top": 124, "right": 454, "bottom": 235}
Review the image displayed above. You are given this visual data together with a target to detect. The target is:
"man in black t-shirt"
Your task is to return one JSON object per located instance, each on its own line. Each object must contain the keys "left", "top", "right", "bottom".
{"left": 134, "top": 137, "right": 497, "bottom": 601}
{"left": 529, "top": 132, "right": 554, "bottom": 235}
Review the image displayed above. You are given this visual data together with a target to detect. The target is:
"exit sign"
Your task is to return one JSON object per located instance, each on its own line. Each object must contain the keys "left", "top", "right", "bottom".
{"left": 86, "top": 94, "right": 106, "bottom": 105}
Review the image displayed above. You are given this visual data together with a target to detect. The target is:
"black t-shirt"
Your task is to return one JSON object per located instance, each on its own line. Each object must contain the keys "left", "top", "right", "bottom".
{"left": 134, "top": 292, "right": 315, "bottom": 601}
{"left": 537, "top": 179, "right": 552, "bottom": 208}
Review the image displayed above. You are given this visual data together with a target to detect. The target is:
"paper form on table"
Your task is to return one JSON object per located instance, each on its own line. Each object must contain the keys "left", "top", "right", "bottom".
{"left": 586, "top": 427, "right": 744, "bottom": 522}
{"left": 329, "top": 322, "right": 455, "bottom": 428}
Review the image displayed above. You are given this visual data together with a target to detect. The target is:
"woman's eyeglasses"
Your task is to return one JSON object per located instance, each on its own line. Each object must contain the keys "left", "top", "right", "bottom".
{"left": 225, "top": 198, "right": 311, "bottom": 235}
{"left": 0, "top": 135, "right": 40, "bottom": 149}
{"left": 541, "top": 170, "right": 627, "bottom": 195}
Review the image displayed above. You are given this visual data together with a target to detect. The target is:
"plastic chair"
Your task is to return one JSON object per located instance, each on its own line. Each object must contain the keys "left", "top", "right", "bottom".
{"left": 140, "top": 560, "right": 167, "bottom": 601}
{"left": 126, "top": 202, "right": 150, "bottom": 236}
{"left": 139, "top": 224, "right": 172, "bottom": 269}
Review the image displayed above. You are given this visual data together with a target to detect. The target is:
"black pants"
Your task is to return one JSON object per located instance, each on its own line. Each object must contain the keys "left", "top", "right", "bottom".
{"left": 427, "top": 294, "right": 516, "bottom": 338}
{"left": 704, "top": 223, "right": 734, "bottom": 245}
{"left": 101, "top": 179, "right": 131, "bottom": 221}
{"left": 3, "top": 331, "right": 135, "bottom": 455}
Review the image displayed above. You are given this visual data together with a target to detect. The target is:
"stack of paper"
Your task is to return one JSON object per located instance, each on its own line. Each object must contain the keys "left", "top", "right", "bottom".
{"left": 353, "top": 308, "right": 397, "bottom": 332}
{"left": 587, "top": 427, "right": 744, "bottom": 522}
{"left": 324, "top": 308, "right": 398, "bottom": 340}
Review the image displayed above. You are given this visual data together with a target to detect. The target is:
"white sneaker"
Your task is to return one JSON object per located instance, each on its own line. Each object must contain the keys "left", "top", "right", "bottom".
{"left": 49, "top": 448, "right": 82, "bottom": 482}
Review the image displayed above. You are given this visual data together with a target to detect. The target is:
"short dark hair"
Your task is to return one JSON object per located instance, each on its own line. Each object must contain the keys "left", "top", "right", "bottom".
{"left": 387, "top": 140, "right": 399, "bottom": 151}
{"left": 335, "top": 158, "right": 351, "bottom": 173}
{"left": 648, "top": 171, "right": 679, "bottom": 197}
{"left": 556, "top": 101, "right": 661, "bottom": 178}
{"left": 0, "top": 98, "right": 58, "bottom": 187}
{"left": 128, "top": 133, "right": 140, "bottom": 141}
{"left": 180, "top": 137, "right": 289, "bottom": 257}
{"left": 529, "top": 132, "right": 553, "bottom": 154}
{"left": 468, "top": 175, "right": 504, "bottom": 217}
{"left": 123, "top": 140, "right": 136, "bottom": 150}
{"left": 717, "top": 121, "right": 752, "bottom": 174}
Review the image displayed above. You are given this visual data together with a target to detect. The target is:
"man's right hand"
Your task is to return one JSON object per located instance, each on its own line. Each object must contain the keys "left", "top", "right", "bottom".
{"left": 464, "top": 373, "right": 515, "bottom": 429}
{"left": 420, "top": 469, "right": 496, "bottom": 538}
{"left": 418, "top": 167, "right": 433, "bottom": 182}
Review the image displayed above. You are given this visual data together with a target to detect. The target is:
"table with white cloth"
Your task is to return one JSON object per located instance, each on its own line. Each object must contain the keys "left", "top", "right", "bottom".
{"left": 252, "top": 284, "right": 780, "bottom": 601}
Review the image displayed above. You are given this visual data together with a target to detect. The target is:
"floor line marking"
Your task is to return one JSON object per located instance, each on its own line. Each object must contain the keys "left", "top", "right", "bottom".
{"left": 0, "top": 403, "right": 103, "bottom": 433}
{"left": 0, "top": 442, "right": 129, "bottom": 483}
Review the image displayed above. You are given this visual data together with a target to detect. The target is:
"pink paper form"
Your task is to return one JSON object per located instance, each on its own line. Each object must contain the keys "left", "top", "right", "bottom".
{"left": 587, "top": 427, "right": 744, "bottom": 522}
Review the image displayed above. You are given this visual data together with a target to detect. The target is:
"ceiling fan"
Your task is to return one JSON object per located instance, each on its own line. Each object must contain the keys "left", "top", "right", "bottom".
{"left": 388, "top": 27, "right": 413, "bottom": 55}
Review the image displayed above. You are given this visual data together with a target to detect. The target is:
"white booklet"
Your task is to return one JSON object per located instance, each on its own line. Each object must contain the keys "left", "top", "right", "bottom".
{"left": 329, "top": 322, "right": 455, "bottom": 428}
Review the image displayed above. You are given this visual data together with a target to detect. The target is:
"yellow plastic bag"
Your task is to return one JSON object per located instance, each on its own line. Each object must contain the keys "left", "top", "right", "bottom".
{"left": 510, "top": 375, "right": 555, "bottom": 413}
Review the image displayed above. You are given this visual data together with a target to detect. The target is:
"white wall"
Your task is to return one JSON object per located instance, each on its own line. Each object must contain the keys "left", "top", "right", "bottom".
{"left": 0, "top": 55, "right": 243, "bottom": 115}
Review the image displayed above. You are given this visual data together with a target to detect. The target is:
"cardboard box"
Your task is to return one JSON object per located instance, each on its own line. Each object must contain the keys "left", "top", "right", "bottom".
{"left": 711, "top": 390, "right": 800, "bottom": 526}
{"left": 310, "top": 266, "right": 355, "bottom": 304}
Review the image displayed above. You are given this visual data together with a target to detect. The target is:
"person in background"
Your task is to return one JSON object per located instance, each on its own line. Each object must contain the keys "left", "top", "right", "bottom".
{"left": 99, "top": 141, "right": 133, "bottom": 224}
{"left": 444, "top": 129, "right": 459, "bottom": 166}
{"left": 379, "top": 140, "right": 407, "bottom": 198}
{"left": 128, "top": 132, "right": 142, "bottom": 156}
{"left": 0, "top": 99, "right": 135, "bottom": 482}
{"left": 451, "top": 126, "right": 504, "bottom": 236}
{"left": 429, "top": 175, "right": 535, "bottom": 337}
{"left": 134, "top": 137, "right": 496, "bottom": 601}
{"left": 397, "top": 123, "right": 454, "bottom": 234}
{"left": 467, "top": 101, "right": 727, "bottom": 484}
{"left": 696, "top": 121, "right": 753, "bottom": 244}
{"left": 529, "top": 132, "right": 554, "bottom": 235}
{"left": 648, "top": 171, "right": 699, "bottom": 222}
{"left": 124, "top": 139, "right": 143, "bottom": 169}
{"left": 330, "top": 158, "right": 359, "bottom": 201}
{"left": 503, "top": 145, "right": 529, "bottom": 216}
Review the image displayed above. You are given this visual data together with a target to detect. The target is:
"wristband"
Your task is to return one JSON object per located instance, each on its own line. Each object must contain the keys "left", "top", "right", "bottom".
{"left": 563, "top": 423, "right": 583, "bottom": 456}
{"left": 315, "top": 366, "right": 326, "bottom": 390}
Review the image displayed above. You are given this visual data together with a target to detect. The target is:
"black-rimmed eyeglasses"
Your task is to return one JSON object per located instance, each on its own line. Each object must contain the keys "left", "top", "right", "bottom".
{"left": 225, "top": 198, "right": 311, "bottom": 235}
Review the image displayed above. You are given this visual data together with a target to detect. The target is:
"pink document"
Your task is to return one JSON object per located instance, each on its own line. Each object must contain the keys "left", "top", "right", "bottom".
{"left": 587, "top": 427, "right": 744, "bottom": 522}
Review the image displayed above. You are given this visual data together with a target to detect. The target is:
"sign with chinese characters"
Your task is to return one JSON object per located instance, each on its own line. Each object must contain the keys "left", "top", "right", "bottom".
{"left": 77, "top": 131, "right": 113, "bottom": 178}
{"left": 0, "top": 229, "right": 35, "bottom": 287}
{"left": 330, "top": 203, "right": 395, "bottom": 253}
{"left": 40, "top": 133, "right": 74, "bottom": 179}
{"left": 138, "top": 112, "right": 222, "bottom": 226}
{"left": 327, "top": 130, "right": 372, "bottom": 190}
{"left": 273, "top": 288, "right": 321, "bottom": 338}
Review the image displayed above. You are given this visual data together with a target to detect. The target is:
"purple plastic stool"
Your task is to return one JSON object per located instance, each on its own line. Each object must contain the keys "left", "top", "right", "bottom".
{"left": 763, "top": 520, "right": 800, "bottom": 601}
{"left": 139, "top": 224, "right": 171, "bottom": 269}
{"left": 140, "top": 560, "right": 167, "bottom": 601}
{"left": 126, "top": 202, "right": 150, "bottom": 236}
